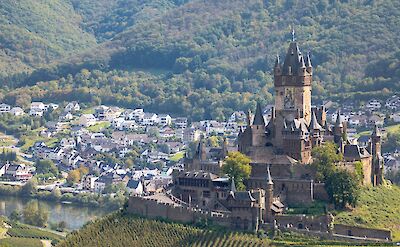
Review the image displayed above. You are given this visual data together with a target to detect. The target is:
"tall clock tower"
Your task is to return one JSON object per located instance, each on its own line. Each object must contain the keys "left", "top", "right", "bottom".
{"left": 272, "top": 37, "right": 313, "bottom": 148}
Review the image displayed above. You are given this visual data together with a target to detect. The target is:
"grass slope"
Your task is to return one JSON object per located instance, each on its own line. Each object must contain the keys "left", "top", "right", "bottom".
{"left": 0, "top": 237, "right": 43, "bottom": 247}
{"left": 336, "top": 184, "right": 400, "bottom": 241}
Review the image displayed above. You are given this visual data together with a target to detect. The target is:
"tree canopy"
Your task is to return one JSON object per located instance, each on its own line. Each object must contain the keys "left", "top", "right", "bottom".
{"left": 222, "top": 151, "right": 251, "bottom": 191}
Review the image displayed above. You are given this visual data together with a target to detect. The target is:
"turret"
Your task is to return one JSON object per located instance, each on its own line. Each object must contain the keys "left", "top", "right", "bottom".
{"left": 299, "top": 55, "right": 307, "bottom": 75}
{"left": 274, "top": 54, "right": 281, "bottom": 75}
{"left": 264, "top": 165, "right": 274, "bottom": 223}
{"left": 334, "top": 110, "right": 344, "bottom": 145}
{"left": 247, "top": 110, "right": 253, "bottom": 126}
{"left": 305, "top": 52, "right": 312, "bottom": 74}
{"left": 253, "top": 102, "right": 265, "bottom": 126}
{"left": 370, "top": 124, "right": 383, "bottom": 185}
{"left": 198, "top": 136, "right": 207, "bottom": 161}
{"left": 370, "top": 124, "right": 382, "bottom": 157}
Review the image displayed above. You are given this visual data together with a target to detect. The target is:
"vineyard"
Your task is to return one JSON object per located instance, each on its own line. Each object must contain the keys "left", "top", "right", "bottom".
{"left": 57, "top": 212, "right": 392, "bottom": 247}
{"left": 57, "top": 212, "right": 271, "bottom": 247}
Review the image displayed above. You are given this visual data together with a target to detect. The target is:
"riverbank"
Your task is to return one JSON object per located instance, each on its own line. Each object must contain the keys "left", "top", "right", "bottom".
{"left": 0, "top": 183, "right": 126, "bottom": 211}
{"left": 0, "top": 195, "right": 113, "bottom": 230}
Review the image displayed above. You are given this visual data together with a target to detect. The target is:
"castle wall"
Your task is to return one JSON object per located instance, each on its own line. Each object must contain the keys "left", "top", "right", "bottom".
{"left": 274, "top": 214, "right": 329, "bottom": 232}
{"left": 333, "top": 224, "right": 391, "bottom": 241}
{"left": 313, "top": 183, "right": 329, "bottom": 201}
{"left": 127, "top": 196, "right": 251, "bottom": 230}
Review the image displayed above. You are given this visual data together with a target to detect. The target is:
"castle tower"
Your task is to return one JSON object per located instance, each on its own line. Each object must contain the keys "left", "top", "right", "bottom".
{"left": 333, "top": 110, "right": 344, "bottom": 146}
{"left": 264, "top": 165, "right": 274, "bottom": 223}
{"left": 370, "top": 125, "right": 383, "bottom": 185}
{"left": 199, "top": 137, "right": 207, "bottom": 161}
{"left": 273, "top": 35, "right": 312, "bottom": 149}
{"left": 250, "top": 102, "right": 266, "bottom": 147}
{"left": 309, "top": 111, "right": 324, "bottom": 147}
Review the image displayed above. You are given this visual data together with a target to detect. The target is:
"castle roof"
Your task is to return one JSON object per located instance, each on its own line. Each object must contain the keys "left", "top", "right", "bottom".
{"left": 253, "top": 102, "right": 265, "bottom": 126}
{"left": 282, "top": 42, "right": 303, "bottom": 75}
{"left": 267, "top": 165, "right": 273, "bottom": 185}
{"left": 310, "top": 111, "right": 323, "bottom": 131}
{"left": 343, "top": 144, "right": 371, "bottom": 159}
{"left": 230, "top": 191, "right": 256, "bottom": 202}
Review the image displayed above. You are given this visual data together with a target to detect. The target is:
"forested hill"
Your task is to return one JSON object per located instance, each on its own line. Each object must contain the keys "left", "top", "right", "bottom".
{"left": 1, "top": 0, "right": 399, "bottom": 120}
{"left": 0, "top": 0, "right": 97, "bottom": 76}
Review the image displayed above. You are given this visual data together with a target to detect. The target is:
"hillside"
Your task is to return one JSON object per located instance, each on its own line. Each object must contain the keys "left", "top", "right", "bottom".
{"left": 336, "top": 184, "right": 400, "bottom": 241}
{"left": 0, "top": 0, "right": 97, "bottom": 76}
{"left": 1, "top": 0, "right": 399, "bottom": 119}
{"left": 70, "top": 0, "right": 190, "bottom": 42}
{"left": 57, "top": 211, "right": 396, "bottom": 247}
{"left": 57, "top": 212, "right": 271, "bottom": 247}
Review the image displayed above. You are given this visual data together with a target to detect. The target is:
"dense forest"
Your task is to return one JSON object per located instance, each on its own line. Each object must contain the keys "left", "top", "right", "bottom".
{"left": 0, "top": 0, "right": 399, "bottom": 120}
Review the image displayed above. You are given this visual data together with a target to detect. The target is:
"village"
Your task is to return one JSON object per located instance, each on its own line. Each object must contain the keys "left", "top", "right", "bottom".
{"left": 0, "top": 94, "right": 398, "bottom": 198}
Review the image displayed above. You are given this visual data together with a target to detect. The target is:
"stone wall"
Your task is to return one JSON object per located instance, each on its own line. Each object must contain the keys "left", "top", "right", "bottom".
{"left": 274, "top": 214, "right": 329, "bottom": 232}
{"left": 127, "top": 196, "right": 232, "bottom": 227}
{"left": 313, "top": 183, "right": 329, "bottom": 201}
{"left": 333, "top": 224, "right": 391, "bottom": 241}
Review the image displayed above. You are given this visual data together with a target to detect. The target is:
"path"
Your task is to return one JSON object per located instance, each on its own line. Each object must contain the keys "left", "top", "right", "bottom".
{"left": 41, "top": 240, "right": 52, "bottom": 247}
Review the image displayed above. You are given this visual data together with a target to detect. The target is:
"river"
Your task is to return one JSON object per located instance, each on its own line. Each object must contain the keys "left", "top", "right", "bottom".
{"left": 0, "top": 196, "right": 113, "bottom": 230}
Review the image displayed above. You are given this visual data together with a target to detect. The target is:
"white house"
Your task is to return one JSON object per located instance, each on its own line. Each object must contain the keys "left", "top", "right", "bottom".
{"left": 48, "top": 147, "right": 65, "bottom": 161}
{"left": 142, "top": 113, "right": 158, "bottom": 126}
{"left": 83, "top": 175, "right": 98, "bottom": 191}
{"left": 126, "top": 179, "right": 144, "bottom": 195}
{"left": 30, "top": 102, "right": 46, "bottom": 117}
{"left": 60, "top": 138, "right": 76, "bottom": 149}
{"left": 10, "top": 107, "right": 24, "bottom": 116}
{"left": 366, "top": 100, "right": 381, "bottom": 111}
{"left": 59, "top": 112, "right": 74, "bottom": 122}
{"left": 0, "top": 103, "right": 11, "bottom": 113}
{"left": 390, "top": 112, "right": 400, "bottom": 123}
{"left": 65, "top": 102, "right": 80, "bottom": 112}
{"left": 78, "top": 114, "right": 97, "bottom": 127}
{"left": 31, "top": 102, "right": 46, "bottom": 111}
{"left": 5, "top": 164, "right": 32, "bottom": 181}
{"left": 157, "top": 114, "right": 172, "bottom": 126}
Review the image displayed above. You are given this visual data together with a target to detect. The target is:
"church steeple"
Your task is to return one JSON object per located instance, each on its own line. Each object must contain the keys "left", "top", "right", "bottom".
{"left": 253, "top": 102, "right": 265, "bottom": 126}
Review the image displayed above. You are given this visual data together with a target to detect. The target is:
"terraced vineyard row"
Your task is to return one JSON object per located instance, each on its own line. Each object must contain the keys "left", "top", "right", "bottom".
{"left": 57, "top": 212, "right": 271, "bottom": 247}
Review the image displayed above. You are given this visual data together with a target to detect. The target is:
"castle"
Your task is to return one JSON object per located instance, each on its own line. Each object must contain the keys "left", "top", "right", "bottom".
{"left": 129, "top": 35, "right": 385, "bottom": 234}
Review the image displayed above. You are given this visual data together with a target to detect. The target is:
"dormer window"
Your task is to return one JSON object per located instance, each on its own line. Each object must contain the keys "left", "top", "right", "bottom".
{"left": 288, "top": 66, "right": 292, "bottom": 74}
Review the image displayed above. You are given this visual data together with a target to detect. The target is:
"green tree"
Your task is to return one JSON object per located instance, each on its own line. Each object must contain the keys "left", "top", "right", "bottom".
{"left": 311, "top": 142, "right": 343, "bottom": 182}
{"left": 35, "top": 159, "right": 58, "bottom": 176}
{"left": 20, "top": 178, "right": 38, "bottom": 196}
{"left": 312, "top": 142, "right": 361, "bottom": 209}
{"left": 10, "top": 209, "right": 22, "bottom": 222}
{"left": 325, "top": 169, "right": 360, "bottom": 209}
{"left": 66, "top": 170, "right": 81, "bottom": 184}
{"left": 222, "top": 151, "right": 251, "bottom": 191}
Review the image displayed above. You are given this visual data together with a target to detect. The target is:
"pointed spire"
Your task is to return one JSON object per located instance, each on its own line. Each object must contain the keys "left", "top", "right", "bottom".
{"left": 306, "top": 52, "right": 312, "bottom": 67}
{"left": 299, "top": 55, "right": 306, "bottom": 68}
{"left": 253, "top": 102, "right": 265, "bottom": 126}
{"left": 335, "top": 109, "right": 343, "bottom": 128}
{"left": 274, "top": 54, "right": 280, "bottom": 68}
{"left": 230, "top": 176, "right": 236, "bottom": 193}
{"left": 372, "top": 124, "right": 381, "bottom": 137}
{"left": 291, "top": 27, "right": 296, "bottom": 42}
{"left": 267, "top": 165, "right": 273, "bottom": 185}
{"left": 247, "top": 109, "right": 253, "bottom": 126}
{"left": 310, "top": 111, "right": 323, "bottom": 131}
